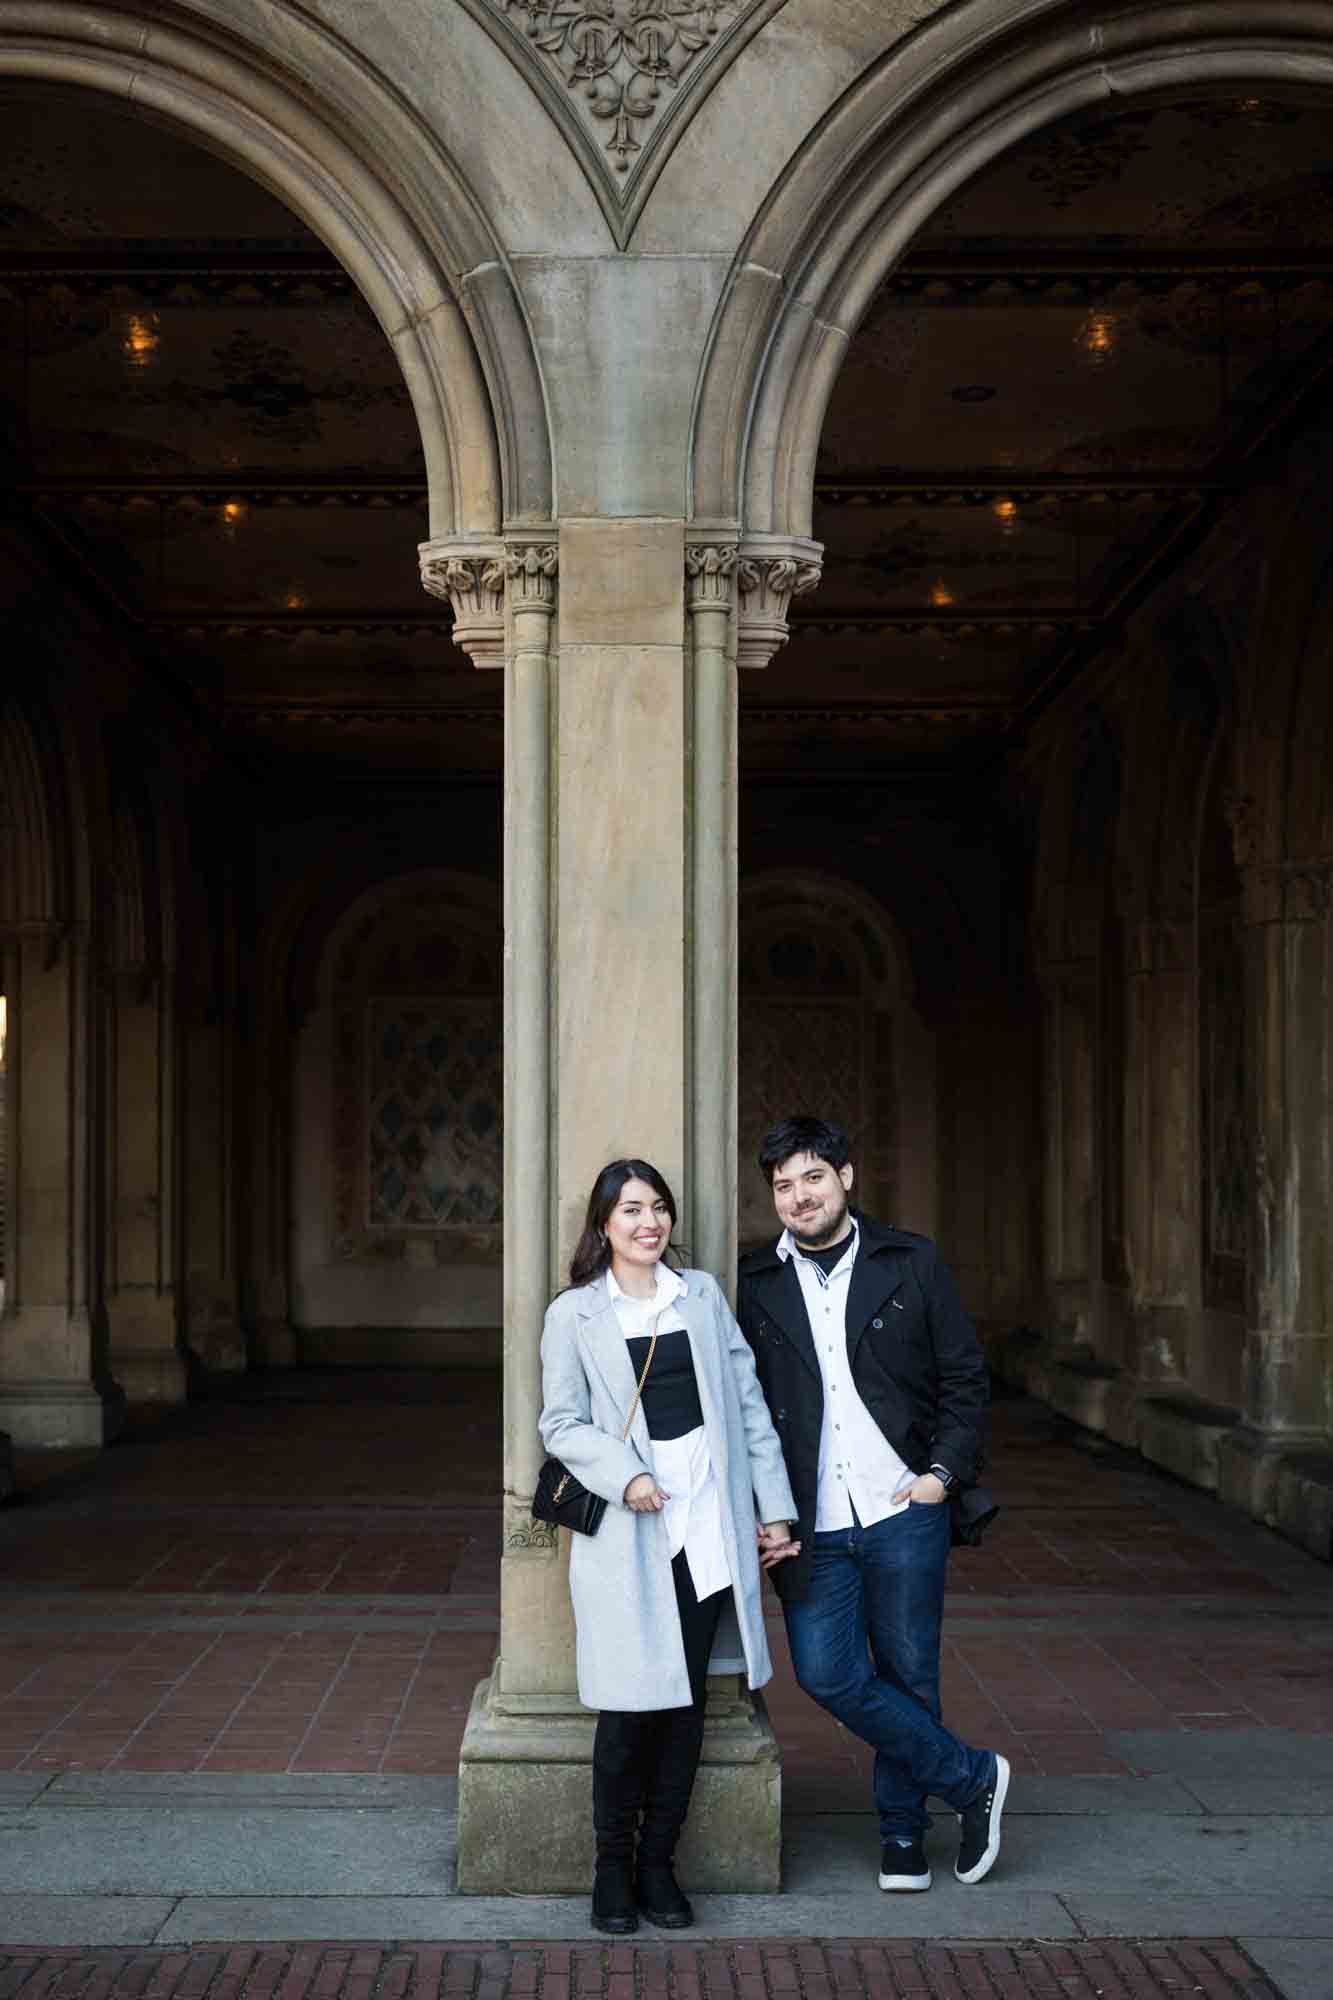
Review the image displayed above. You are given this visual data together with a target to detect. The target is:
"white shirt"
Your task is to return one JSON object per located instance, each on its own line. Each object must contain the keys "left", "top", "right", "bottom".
{"left": 777, "top": 1223, "right": 914, "bottom": 1532}
{"left": 606, "top": 1263, "right": 730, "bottom": 1601}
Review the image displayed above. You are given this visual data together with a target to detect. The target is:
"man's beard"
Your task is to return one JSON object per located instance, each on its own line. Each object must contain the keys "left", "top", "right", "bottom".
{"left": 792, "top": 1190, "right": 851, "bottom": 1250}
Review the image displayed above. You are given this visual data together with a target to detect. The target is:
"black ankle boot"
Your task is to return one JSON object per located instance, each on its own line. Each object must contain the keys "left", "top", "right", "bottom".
{"left": 591, "top": 1852, "right": 639, "bottom": 1934}
{"left": 634, "top": 1857, "right": 692, "bottom": 1929}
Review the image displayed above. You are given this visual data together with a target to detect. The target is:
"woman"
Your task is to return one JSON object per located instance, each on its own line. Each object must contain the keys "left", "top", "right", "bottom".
{"left": 539, "top": 1158, "right": 800, "bottom": 1934}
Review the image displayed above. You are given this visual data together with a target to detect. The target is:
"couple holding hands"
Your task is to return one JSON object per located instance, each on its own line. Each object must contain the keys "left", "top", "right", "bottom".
{"left": 538, "top": 1114, "right": 1008, "bottom": 1935}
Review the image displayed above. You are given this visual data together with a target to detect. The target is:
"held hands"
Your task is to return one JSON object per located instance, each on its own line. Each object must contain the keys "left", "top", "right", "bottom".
{"left": 757, "top": 1520, "right": 802, "bottom": 1570}
{"left": 624, "top": 1472, "right": 670, "bottom": 1512}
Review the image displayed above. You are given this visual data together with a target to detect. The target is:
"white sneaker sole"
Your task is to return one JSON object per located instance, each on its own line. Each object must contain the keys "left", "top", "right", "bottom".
{"left": 954, "top": 1753, "right": 1010, "bottom": 1884}
{"left": 878, "top": 1867, "right": 932, "bottom": 1892}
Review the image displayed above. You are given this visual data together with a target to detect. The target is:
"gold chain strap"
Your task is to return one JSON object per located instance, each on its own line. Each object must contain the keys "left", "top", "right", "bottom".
{"left": 621, "top": 1309, "right": 663, "bottom": 1440}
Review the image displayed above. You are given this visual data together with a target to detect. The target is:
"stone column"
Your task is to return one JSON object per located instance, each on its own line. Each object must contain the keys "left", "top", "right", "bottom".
{"left": 1123, "top": 918, "right": 1195, "bottom": 1382}
{"left": 1218, "top": 860, "right": 1332, "bottom": 1540}
{"left": 0, "top": 929, "right": 122, "bottom": 1444}
{"left": 104, "top": 967, "right": 184, "bottom": 1402}
{"left": 1038, "top": 964, "right": 1096, "bottom": 1338}
{"left": 423, "top": 524, "right": 781, "bottom": 1894}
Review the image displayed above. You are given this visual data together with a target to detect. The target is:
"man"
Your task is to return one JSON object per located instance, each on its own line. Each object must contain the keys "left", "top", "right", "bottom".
{"left": 737, "top": 1115, "right": 1007, "bottom": 1892}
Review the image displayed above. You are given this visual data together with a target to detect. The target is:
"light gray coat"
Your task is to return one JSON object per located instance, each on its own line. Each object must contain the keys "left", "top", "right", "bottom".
{"left": 539, "top": 1267, "right": 798, "bottom": 1712}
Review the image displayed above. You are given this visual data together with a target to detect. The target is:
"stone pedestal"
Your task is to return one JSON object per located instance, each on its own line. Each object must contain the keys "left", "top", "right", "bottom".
{"left": 457, "top": 1667, "right": 780, "bottom": 1894}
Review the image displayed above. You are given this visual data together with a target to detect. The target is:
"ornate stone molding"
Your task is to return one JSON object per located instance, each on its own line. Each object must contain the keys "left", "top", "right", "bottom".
{"left": 459, "top": 1, "right": 783, "bottom": 247}
{"left": 504, "top": 1492, "right": 558, "bottom": 1553}
{"left": 506, "top": 542, "right": 559, "bottom": 612}
{"left": 420, "top": 539, "right": 507, "bottom": 668}
{"left": 735, "top": 537, "right": 823, "bottom": 670}
{"left": 685, "top": 540, "right": 737, "bottom": 611}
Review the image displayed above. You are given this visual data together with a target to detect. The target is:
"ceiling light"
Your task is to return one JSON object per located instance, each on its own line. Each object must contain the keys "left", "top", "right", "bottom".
{"left": 220, "top": 499, "right": 247, "bottom": 529}
{"left": 1079, "top": 309, "right": 1118, "bottom": 361}
{"left": 121, "top": 312, "right": 160, "bottom": 367}
{"left": 992, "top": 496, "right": 1018, "bottom": 527}
{"left": 930, "top": 580, "right": 955, "bottom": 607}
{"left": 285, "top": 589, "right": 307, "bottom": 611}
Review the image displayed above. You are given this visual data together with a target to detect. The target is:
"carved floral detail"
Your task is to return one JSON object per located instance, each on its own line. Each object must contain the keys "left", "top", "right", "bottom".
{"left": 420, "top": 543, "right": 507, "bottom": 669}
{"left": 501, "top": 1, "right": 743, "bottom": 174}
{"left": 735, "top": 542, "right": 823, "bottom": 670}
{"left": 505, "top": 1492, "right": 559, "bottom": 1552}
{"left": 506, "top": 543, "right": 559, "bottom": 609}
{"left": 685, "top": 540, "right": 737, "bottom": 608}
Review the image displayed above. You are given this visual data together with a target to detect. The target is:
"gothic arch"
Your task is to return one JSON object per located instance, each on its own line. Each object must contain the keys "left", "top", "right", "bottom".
{"left": 738, "top": 870, "right": 935, "bottom": 1242}
{"left": 692, "top": 0, "right": 1333, "bottom": 534}
{"left": 0, "top": 1, "right": 553, "bottom": 534}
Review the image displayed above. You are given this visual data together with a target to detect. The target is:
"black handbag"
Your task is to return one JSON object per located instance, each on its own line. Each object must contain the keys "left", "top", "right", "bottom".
{"left": 532, "top": 1311, "right": 663, "bottom": 1537}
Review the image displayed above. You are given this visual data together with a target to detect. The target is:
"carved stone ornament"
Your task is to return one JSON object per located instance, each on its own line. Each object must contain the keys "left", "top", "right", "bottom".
{"left": 460, "top": 1, "right": 783, "bottom": 245}
{"left": 420, "top": 540, "right": 507, "bottom": 669}
{"left": 504, "top": 1492, "right": 559, "bottom": 1553}
{"left": 685, "top": 540, "right": 737, "bottom": 609}
{"left": 506, "top": 542, "right": 559, "bottom": 611}
{"left": 735, "top": 537, "right": 823, "bottom": 670}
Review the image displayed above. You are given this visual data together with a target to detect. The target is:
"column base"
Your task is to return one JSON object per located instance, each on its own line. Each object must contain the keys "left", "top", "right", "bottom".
{"left": 110, "top": 1348, "right": 189, "bottom": 1404}
{"left": 456, "top": 1663, "right": 781, "bottom": 1894}
{"left": 0, "top": 1380, "right": 126, "bottom": 1448}
{"left": 1217, "top": 1424, "right": 1333, "bottom": 1558}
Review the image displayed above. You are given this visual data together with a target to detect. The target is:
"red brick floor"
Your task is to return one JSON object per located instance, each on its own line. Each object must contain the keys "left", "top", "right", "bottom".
{"left": 1, "top": 1376, "right": 1330, "bottom": 1779}
{"left": 0, "top": 1940, "right": 1282, "bottom": 2000}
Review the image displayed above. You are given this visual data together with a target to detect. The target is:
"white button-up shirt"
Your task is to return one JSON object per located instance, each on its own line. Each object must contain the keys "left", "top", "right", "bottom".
{"left": 606, "top": 1262, "right": 730, "bottom": 1601}
{"left": 777, "top": 1223, "right": 913, "bottom": 1532}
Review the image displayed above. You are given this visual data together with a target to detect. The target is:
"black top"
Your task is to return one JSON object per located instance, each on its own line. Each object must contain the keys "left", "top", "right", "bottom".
{"left": 796, "top": 1235, "right": 855, "bottom": 1277}
{"left": 624, "top": 1327, "right": 704, "bottom": 1441}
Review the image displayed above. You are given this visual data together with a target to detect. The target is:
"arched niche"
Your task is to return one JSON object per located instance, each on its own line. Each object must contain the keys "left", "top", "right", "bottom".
{"left": 0, "top": 1, "right": 552, "bottom": 535}
{"left": 737, "top": 871, "right": 935, "bottom": 1248}
{"left": 691, "top": 0, "right": 1333, "bottom": 534}
{"left": 290, "top": 870, "right": 503, "bottom": 1364}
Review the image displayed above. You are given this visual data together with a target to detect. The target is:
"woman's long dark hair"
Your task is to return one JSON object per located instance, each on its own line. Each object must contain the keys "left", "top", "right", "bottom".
{"left": 568, "top": 1158, "right": 679, "bottom": 1289}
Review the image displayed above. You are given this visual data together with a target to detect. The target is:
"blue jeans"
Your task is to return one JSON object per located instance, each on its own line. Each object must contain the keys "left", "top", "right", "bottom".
{"left": 783, "top": 1499, "right": 989, "bottom": 1838}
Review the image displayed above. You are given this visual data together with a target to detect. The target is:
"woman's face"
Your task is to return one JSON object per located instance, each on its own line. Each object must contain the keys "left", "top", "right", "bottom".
{"left": 604, "top": 1177, "right": 673, "bottom": 1269}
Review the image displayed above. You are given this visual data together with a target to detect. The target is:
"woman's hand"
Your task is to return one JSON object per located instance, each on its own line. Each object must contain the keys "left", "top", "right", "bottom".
{"left": 624, "top": 1473, "right": 669, "bottom": 1512}
{"left": 757, "top": 1520, "right": 802, "bottom": 1569}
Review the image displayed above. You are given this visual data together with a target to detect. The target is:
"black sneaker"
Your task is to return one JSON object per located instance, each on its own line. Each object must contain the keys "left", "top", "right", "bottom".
{"left": 877, "top": 1834, "right": 931, "bottom": 1892}
{"left": 954, "top": 1753, "right": 1010, "bottom": 1884}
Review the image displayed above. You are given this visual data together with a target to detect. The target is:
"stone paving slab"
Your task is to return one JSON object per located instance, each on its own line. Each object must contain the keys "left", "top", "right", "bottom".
{"left": 785, "top": 1773, "right": 1201, "bottom": 1814}
{"left": 1066, "top": 1895, "right": 1333, "bottom": 1938}
{"left": 1108, "top": 1727, "right": 1333, "bottom": 1778}
{"left": 43, "top": 1773, "right": 460, "bottom": 1809}
{"left": 0, "top": 1806, "right": 457, "bottom": 1896}
{"left": 0, "top": 1901, "right": 177, "bottom": 1946}
{"left": 150, "top": 1894, "right": 1083, "bottom": 1945}
{"left": 1241, "top": 1939, "right": 1333, "bottom": 2000}
{"left": 0, "top": 1940, "right": 1284, "bottom": 1998}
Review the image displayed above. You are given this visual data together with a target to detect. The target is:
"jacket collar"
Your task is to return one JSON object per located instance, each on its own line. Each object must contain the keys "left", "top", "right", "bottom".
{"left": 743, "top": 1212, "right": 914, "bottom": 1370}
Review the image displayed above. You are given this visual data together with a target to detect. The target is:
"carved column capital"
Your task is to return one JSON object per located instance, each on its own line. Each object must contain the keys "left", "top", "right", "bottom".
{"left": 419, "top": 536, "right": 507, "bottom": 669}
{"left": 505, "top": 540, "right": 559, "bottom": 614}
{"left": 685, "top": 539, "right": 738, "bottom": 611}
{"left": 735, "top": 535, "right": 822, "bottom": 669}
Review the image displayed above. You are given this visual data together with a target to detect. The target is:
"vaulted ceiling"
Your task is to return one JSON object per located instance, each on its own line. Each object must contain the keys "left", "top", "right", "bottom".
{"left": 4, "top": 83, "right": 1332, "bottom": 783}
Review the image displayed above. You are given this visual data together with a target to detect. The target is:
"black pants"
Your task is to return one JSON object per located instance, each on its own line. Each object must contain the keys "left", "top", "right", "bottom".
{"left": 592, "top": 1550, "right": 729, "bottom": 1863}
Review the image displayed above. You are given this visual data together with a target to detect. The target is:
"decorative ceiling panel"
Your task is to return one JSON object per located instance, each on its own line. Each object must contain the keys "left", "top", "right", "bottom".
{"left": 459, "top": 0, "right": 785, "bottom": 245}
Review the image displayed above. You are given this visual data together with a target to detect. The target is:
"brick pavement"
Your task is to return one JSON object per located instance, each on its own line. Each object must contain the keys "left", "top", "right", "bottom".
{"left": 0, "top": 1941, "right": 1283, "bottom": 2000}
{"left": 0, "top": 1377, "right": 1330, "bottom": 1781}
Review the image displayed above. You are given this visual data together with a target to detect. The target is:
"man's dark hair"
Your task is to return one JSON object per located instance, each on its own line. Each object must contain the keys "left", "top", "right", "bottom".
{"left": 757, "top": 1116, "right": 853, "bottom": 1185}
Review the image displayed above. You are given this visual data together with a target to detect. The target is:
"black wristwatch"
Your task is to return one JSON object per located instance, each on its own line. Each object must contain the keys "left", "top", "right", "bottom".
{"left": 928, "top": 1462, "right": 957, "bottom": 1493}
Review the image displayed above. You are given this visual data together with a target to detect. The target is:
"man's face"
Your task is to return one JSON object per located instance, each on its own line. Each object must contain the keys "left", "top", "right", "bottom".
{"left": 770, "top": 1151, "right": 855, "bottom": 1247}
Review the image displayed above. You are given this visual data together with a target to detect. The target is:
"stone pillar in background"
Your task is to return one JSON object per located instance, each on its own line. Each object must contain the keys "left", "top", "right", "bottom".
{"left": 0, "top": 931, "right": 122, "bottom": 1444}
{"left": 104, "top": 966, "right": 184, "bottom": 1402}
{"left": 1123, "top": 917, "right": 1195, "bottom": 1383}
{"left": 1038, "top": 964, "right": 1096, "bottom": 1340}
{"left": 1218, "top": 860, "right": 1333, "bottom": 1550}
{"left": 423, "top": 524, "right": 782, "bottom": 1894}
{"left": 179, "top": 881, "right": 245, "bottom": 1378}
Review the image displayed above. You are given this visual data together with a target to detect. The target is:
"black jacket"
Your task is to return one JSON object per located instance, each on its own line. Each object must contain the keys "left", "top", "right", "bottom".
{"left": 736, "top": 1213, "right": 989, "bottom": 1600}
